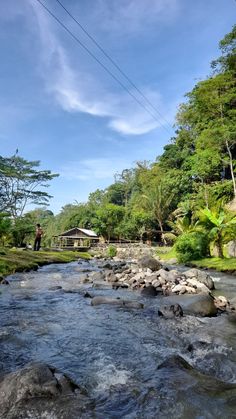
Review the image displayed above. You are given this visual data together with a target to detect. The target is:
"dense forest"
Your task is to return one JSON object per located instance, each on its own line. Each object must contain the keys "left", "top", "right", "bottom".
{"left": 0, "top": 26, "right": 235, "bottom": 262}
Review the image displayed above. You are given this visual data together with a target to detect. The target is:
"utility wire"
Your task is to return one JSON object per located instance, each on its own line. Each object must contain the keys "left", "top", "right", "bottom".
{"left": 35, "top": 0, "right": 173, "bottom": 134}
{"left": 54, "top": 0, "right": 173, "bottom": 131}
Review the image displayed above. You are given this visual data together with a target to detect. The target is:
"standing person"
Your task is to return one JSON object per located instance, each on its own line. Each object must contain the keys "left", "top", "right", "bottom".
{"left": 34, "top": 224, "right": 43, "bottom": 251}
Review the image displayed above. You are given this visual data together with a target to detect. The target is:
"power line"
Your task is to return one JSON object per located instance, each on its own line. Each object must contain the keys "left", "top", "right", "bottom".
{"left": 35, "top": 0, "right": 173, "bottom": 134}
{"left": 54, "top": 0, "right": 173, "bottom": 131}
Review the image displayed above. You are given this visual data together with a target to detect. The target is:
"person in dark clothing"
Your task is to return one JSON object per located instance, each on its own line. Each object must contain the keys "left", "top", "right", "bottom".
{"left": 34, "top": 224, "right": 43, "bottom": 251}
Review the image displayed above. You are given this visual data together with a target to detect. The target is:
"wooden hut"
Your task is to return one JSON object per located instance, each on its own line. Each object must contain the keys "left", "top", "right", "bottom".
{"left": 52, "top": 227, "right": 99, "bottom": 250}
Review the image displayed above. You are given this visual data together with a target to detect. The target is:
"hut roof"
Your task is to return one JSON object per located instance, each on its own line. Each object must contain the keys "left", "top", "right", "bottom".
{"left": 57, "top": 227, "right": 98, "bottom": 238}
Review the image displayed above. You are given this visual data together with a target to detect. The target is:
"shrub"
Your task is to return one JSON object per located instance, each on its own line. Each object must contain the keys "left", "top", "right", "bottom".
{"left": 175, "top": 232, "right": 209, "bottom": 263}
{"left": 107, "top": 245, "right": 117, "bottom": 258}
{"left": 162, "top": 232, "right": 177, "bottom": 246}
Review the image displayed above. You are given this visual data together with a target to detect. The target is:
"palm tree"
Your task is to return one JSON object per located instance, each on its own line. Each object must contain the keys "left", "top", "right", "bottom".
{"left": 169, "top": 215, "right": 201, "bottom": 236}
{"left": 142, "top": 184, "right": 174, "bottom": 244}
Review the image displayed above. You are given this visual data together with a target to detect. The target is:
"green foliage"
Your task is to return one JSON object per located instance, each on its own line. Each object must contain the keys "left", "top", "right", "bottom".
{"left": 10, "top": 215, "right": 34, "bottom": 247}
{"left": 199, "top": 207, "right": 236, "bottom": 258}
{"left": 162, "top": 232, "right": 177, "bottom": 246}
{"left": 188, "top": 257, "right": 236, "bottom": 272}
{"left": 156, "top": 246, "right": 176, "bottom": 260}
{"left": 94, "top": 203, "right": 125, "bottom": 241}
{"left": 0, "top": 154, "right": 58, "bottom": 219}
{"left": 0, "top": 213, "right": 11, "bottom": 246}
{"left": 107, "top": 245, "right": 117, "bottom": 258}
{"left": 169, "top": 215, "right": 201, "bottom": 236}
{"left": 26, "top": 26, "right": 236, "bottom": 253}
{"left": 175, "top": 232, "right": 209, "bottom": 263}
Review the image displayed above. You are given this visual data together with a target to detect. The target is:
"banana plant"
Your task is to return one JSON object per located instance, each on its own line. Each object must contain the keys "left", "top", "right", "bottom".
{"left": 199, "top": 207, "right": 236, "bottom": 258}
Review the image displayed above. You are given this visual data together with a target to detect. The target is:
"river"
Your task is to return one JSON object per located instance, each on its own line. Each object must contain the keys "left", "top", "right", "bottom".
{"left": 1, "top": 259, "right": 236, "bottom": 418}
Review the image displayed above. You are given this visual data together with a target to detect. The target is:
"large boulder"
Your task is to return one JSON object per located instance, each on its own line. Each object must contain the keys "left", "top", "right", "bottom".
{"left": 184, "top": 268, "right": 215, "bottom": 290}
{"left": 183, "top": 294, "right": 217, "bottom": 317}
{"left": 185, "top": 278, "right": 210, "bottom": 294}
{"left": 156, "top": 355, "right": 236, "bottom": 416}
{"left": 0, "top": 362, "right": 93, "bottom": 419}
{"left": 139, "top": 256, "right": 162, "bottom": 271}
{"left": 227, "top": 241, "right": 236, "bottom": 258}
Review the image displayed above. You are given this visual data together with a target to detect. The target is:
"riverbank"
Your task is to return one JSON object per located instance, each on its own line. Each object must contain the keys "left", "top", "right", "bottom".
{"left": 0, "top": 248, "right": 91, "bottom": 277}
{"left": 156, "top": 247, "right": 236, "bottom": 273}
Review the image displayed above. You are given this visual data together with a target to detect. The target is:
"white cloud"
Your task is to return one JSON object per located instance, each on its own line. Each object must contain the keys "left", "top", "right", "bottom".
{"left": 25, "top": 0, "right": 173, "bottom": 135}
{"left": 60, "top": 158, "right": 131, "bottom": 181}
{"left": 95, "top": 0, "right": 179, "bottom": 33}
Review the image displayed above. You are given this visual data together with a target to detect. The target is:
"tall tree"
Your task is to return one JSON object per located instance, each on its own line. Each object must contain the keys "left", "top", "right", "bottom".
{"left": 0, "top": 154, "right": 58, "bottom": 219}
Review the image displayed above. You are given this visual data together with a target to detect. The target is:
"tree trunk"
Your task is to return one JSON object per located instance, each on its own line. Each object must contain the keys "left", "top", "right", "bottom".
{"left": 159, "top": 220, "right": 167, "bottom": 245}
{"left": 216, "top": 234, "right": 224, "bottom": 258}
{"left": 225, "top": 139, "right": 236, "bottom": 199}
{"left": 220, "top": 103, "right": 236, "bottom": 199}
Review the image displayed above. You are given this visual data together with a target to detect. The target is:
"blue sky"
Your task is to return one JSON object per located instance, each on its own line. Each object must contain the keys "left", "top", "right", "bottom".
{"left": 0, "top": 0, "right": 235, "bottom": 214}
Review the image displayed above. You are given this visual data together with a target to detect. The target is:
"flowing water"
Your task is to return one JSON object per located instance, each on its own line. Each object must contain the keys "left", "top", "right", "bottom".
{"left": 1, "top": 260, "right": 236, "bottom": 418}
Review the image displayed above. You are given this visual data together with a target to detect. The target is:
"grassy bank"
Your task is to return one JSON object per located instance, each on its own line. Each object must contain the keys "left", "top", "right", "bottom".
{"left": 0, "top": 249, "right": 91, "bottom": 277}
{"left": 156, "top": 246, "right": 177, "bottom": 261}
{"left": 156, "top": 246, "right": 236, "bottom": 273}
{"left": 189, "top": 258, "right": 236, "bottom": 273}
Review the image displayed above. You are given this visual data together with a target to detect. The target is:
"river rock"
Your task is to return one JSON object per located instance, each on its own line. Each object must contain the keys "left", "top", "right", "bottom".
{"left": 171, "top": 284, "right": 186, "bottom": 294}
{"left": 105, "top": 271, "right": 117, "bottom": 282}
{"left": 167, "top": 269, "right": 181, "bottom": 282}
{"left": 158, "top": 304, "right": 183, "bottom": 319}
{"left": 156, "top": 268, "right": 170, "bottom": 282}
{"left": 185, "top": 286, "right": 196, "bottom": 294}
{"left": 91, "top": 296, "right": 143, "bottom": 309}
{"left": 158, "top": 355, "right": 192, "bottom": 370}
{"left": 112, "top": 282, "right": 129, "bottom": 290}
{"left": 152, "top": 278, "right": 161, "bottom": 288}
{"left": 184, "top": 268, "right": 215, "bottom": 290}
{"left": 186, "top": 278, "right": 210, "bottom": 294}
{"left": 227, "top": 240, "right": 236, "bottom": 258}
{"left": 139, "top": 256, "right": 162, "bottom": 271}
{"left": 0, "top": 278, "right": 10, "bottom": 285}
{"left": 141, "top": 285, "right": 158, "bottom": 297}
{"left": 84, "top": 292, "right": 93, "bottom": 298}
{"left": 214, "top": 295, "right": 229, "bottom": 311}
{"left": 79, "top": 273, "right": 90, "bottom": 283}
{"left": 89, "top": 271, "right": 105, "bottom": 282}
{"left": 156, "top": 355, "right": 236, "bottom": 416}
{"left": 183, "top": 294, "right": 217, "bottom": 317}
{"left": 0, "top": 362, "right": 93, "bottom": 419}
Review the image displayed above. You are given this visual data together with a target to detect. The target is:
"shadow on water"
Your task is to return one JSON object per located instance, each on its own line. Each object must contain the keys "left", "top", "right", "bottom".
{"left": 1, "top": 261, "right": 236, "bottom": 417}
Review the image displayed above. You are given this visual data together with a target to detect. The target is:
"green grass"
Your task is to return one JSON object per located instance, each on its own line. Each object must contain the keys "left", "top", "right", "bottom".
{"left": 156, "top": 246, "right": 236, "bottom": 272}
{"left": 156, "top": 246, "right": 177, "bottom": 261}
{"left": 190, "top": 257, "right": 236, "bottom": 272}
{"left": 0, "top": 249, "right": 91, "bottom": 277}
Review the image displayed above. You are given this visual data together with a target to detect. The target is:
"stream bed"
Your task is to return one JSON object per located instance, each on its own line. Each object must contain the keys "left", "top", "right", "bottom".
{"left": 1, "top": 260, "right": 236, "bottom": 418}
